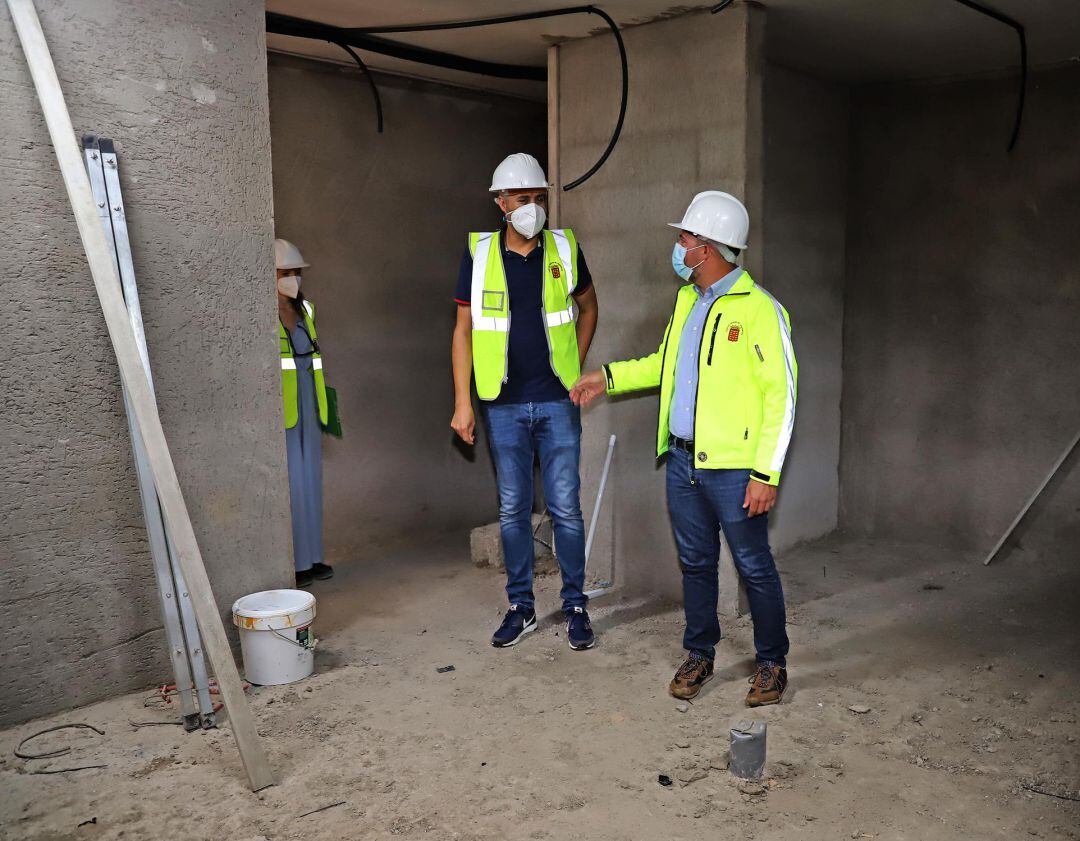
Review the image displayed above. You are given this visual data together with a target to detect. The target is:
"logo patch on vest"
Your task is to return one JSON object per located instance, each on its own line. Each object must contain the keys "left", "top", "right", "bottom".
{"left": 727, "top": 322, "right": 742, "bottom": 342}
{"left": 549, "top": 263, "right": 561, "bottom": 279}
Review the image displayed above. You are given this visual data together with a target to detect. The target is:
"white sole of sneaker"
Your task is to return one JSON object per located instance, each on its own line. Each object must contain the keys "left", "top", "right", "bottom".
{"left": 491, "top": 617, "right": 538, "bottom": 648}
{"left": 568, "top": 638, "right": 595, "bottom": 651}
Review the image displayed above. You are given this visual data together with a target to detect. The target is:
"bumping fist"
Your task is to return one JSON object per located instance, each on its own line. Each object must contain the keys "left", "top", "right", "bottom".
{"left": 570, "top": 369, "right": 607, "bottom": 407}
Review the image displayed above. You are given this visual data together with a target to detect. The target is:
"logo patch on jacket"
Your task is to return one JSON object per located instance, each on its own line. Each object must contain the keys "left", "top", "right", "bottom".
{"left": 549, "top": 263, "right": 561, "bottom": 279}
{"left": 727, "top": 322, "right": 742, "bottom": 342}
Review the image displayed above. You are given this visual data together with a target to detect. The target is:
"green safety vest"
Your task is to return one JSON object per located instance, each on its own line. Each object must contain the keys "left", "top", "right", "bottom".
{"left": 279, "top": 299, "right": 329, "bottom": 430}
{"left": 468, "top": 228, "right": 581, "bottom": 400}
{"left": 603, "top": 271, "right": 797, "bottom": 486}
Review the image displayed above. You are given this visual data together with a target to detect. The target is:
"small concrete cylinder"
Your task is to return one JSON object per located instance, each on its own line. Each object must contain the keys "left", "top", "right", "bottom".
{"left": 729, "top": 720, "right": 767, "bottom": 779}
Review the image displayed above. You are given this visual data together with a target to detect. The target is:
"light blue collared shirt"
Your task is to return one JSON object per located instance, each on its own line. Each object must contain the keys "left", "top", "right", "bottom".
{"left": 668, "top": 267, "right": 744, "bottom": 441}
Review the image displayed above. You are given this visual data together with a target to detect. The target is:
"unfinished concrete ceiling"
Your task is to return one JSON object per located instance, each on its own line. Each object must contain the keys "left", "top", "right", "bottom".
{"left": 266, "top": 0, "right": 1080, "bottom": 98}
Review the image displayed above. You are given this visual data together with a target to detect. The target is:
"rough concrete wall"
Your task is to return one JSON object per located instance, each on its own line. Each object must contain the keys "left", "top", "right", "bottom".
{"left": 0, "top": 1, "right": 289, "bottom": 727}
{"left": 761, "top": 63, "right": 848, "bottom": 545}
{"left": 841, "top": 64, "right": 1080, "bottom": 550}
{"left": 267, "top": 54, "right": 545, "bottom": 553}
{"left": 558, "top": 7, "right": 765, "bottom": 599}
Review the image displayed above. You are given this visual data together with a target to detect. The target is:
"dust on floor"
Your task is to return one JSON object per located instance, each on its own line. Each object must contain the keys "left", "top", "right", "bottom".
{"left": 1, "top": 534, "right": 1077, "bottom": 840}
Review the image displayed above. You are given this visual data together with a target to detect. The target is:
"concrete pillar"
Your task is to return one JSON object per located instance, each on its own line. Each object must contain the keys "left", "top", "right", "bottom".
{"left": 0, "top": 0, "right": 289, "bottom": 727}
{"left": 557, "top": 4, "right": 766, "bottom": 610}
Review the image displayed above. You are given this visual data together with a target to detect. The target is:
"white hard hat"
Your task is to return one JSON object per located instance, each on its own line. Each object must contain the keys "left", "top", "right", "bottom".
{"left": 489, "top": 153, "right": 548, "bottom": 192}
{"left": 274, "top": 238, "right": 309, "bottom": 271}
{"left": 667, "top": 191, "right": 750, "bottom": 250}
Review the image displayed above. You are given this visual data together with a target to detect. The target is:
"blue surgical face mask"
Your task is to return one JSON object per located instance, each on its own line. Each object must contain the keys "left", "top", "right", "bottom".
{"left": 671, "top": 242, "right": 706, "bottom": 281}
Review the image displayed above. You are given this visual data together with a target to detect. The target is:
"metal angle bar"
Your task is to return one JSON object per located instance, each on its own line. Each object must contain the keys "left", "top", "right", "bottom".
{"left": 164, "top": 530, "right": 216, "bottom": 725}
{"left": 97, "top": 139, "right": 216, "bottom": 726}
{"left": 983, "top": 429, "right": 1080, "bottom": 565}
{"left": 83, "top": 135, "right": 198, "bottom": 728}
{"left": 583, "top": 434, "right": 616, "bottom": 600}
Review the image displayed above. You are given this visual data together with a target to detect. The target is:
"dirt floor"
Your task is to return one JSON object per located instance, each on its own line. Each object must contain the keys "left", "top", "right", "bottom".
{"left": 2, "top": 532, "right": 1078, "bottom": 840}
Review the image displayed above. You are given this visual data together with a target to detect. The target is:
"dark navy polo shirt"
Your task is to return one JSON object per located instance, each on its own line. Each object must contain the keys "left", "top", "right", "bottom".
{"left": 455, "top": 231, "right": 593, "bottom": 405}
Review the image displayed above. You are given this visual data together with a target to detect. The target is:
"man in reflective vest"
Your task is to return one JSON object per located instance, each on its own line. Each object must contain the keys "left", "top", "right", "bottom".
{"left": 572, "top": 191, "right": 796, "bottom": 706}
{"left": 451, "top": 153, "right": 600, "bottom": 650}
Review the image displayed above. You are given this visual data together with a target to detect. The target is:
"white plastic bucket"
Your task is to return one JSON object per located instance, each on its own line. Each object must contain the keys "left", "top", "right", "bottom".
{"left": 232, "top": 589, "right": 316, "bottom": 686}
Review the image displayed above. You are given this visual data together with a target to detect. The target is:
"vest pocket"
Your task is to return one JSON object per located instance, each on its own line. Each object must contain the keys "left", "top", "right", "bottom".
{"left": 706, "top": 312, "right": 723, "bottom": 365}
{"left": 482, "top": 290, "right": 505, "bottom": 312}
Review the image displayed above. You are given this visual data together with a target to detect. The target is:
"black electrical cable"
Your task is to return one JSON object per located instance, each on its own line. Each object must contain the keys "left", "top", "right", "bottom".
{"left": 14, "top": 723, "right": 105, "bottom": 760}
{"left": 333, "top": 42, "right": 384, "bottom": 134}
{"left": 267, "top": 6, "right": 629, "bottom": 191}
{"left": 948, "top": 0, "right": 1026, "bottom": 152}
{"left": 267, "top": 13, "right": 545, "bottom": 81}
{"left": 349, "top": 5, "right": 604, "bottom": 36}
{"left": 352, "top": 5, "right": 627, "bottom": 191}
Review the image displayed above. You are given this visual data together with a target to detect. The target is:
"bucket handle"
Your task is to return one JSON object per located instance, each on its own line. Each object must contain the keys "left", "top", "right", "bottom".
{"left": 271, "top": 627, "right": 318, "bottom": 651}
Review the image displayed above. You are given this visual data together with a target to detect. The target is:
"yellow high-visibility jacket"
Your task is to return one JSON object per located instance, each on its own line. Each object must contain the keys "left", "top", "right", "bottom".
{"left": 604, "top": 271, "right": 796, "bottom": 486}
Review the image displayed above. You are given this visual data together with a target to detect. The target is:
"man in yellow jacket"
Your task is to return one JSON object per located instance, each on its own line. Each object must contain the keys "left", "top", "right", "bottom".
{"left": 571, "top": 191, "right": 796, "bottom": 706}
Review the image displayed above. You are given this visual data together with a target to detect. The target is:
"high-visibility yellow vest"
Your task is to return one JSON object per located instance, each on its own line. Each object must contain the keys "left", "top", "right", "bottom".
{"left": 468, "top": 228, "right": 581, "bottom": 400}
{"left": 279, "top": 299, "right": 328, "bottom": 429}
{"left": 603, "top": 271, "right": 797, "bottom": 486}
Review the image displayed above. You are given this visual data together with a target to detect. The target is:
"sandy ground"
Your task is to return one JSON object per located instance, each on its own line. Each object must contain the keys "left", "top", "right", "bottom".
{"left": 2, "top": 532, "right": 1078, "bottom": 841}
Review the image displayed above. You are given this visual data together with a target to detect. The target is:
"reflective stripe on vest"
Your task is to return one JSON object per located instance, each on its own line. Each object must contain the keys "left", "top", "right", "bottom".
{"left": 468, "top": 228, "right": 581, "bottom": 401}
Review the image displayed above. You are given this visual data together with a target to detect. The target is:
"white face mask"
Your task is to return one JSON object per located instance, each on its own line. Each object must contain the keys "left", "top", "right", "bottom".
{"left": 277, "top": 274, "right": 300, "bottom": 299}
{"left": 506, "top": 203, "right": 546, "bottom": 239}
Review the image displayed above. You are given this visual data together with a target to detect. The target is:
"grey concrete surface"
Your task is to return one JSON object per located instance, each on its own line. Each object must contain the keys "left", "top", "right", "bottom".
{"left": 760, "top": 63, "right": 848, "bottom": 545}
{"left": 557, "top": 7, "right": 768, "bottom": 601}
{"left": 267, "top": 54, "right": 545, "bottom": 556}
{"left": 840, "top": 64, "right": 1080, "bottom": 550}
{"left": 0, "top": 1, "right": 291, "bottom": 727}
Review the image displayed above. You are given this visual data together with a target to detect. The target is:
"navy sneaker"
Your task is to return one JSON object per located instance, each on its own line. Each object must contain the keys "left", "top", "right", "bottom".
{"left": 566, "top": 606, "right": 595, "bottom": 650}
{"left": 491, "top": 604, "right": 537, "bottom": 648}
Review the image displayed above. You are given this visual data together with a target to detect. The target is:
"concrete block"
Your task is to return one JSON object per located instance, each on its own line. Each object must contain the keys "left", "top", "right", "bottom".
{"left": 470, "top": 514, "right": 557, "bottom": 574}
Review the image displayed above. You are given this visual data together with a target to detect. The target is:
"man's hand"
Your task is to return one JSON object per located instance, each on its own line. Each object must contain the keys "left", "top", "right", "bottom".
{"left": 451, "top": 403, "right": 476, "bottom": 445}
{"left": 743, "top": 479, "right": 777, "bottom": 517}
{"left": 570, "top": 369, "right": 607, "bottom": 407}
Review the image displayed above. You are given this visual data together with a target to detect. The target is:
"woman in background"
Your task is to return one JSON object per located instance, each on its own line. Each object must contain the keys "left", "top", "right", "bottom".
{"left": 276, "top": 238, "right": 333, "bottom": 588}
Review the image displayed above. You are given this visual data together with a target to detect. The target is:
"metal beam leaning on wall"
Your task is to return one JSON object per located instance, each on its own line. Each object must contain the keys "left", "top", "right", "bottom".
{"left": 83, "top": 136, "right": 199, "bottom": 731}
{"left": 84, "top": 135, "right": 217, "bottom": 730}
{"left": 983, "top": 430, "right": 1080, "bottom": 566}
{"left": 547, "top": 44, "right": 560, "bottom": 227}
{"left": 5, "top": 0, "right": 273, "bottom": 790}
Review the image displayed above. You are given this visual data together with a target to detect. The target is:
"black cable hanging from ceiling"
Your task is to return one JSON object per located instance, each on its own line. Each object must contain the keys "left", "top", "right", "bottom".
{"left": 948, "top": 0, "right": 1026, "bottom": 153}
{"left": 266, "top": 6, "right": 628, "bottom": 191}
{"left": 267, "top": 13, "right": 545, "bottom": 81}
{"left": 333, "top": 42, "right": 383, "bottom": 134}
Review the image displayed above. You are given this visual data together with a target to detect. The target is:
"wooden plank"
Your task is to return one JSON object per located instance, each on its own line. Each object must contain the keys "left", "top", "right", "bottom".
{"left": 6, "top": 0, "right": 274, "bottom": 790}
{"left": 547, "top": 44, "right": 560, "bottom": 227}
{"left": 983, "top": 429, "right": 1080, "bottom": 565}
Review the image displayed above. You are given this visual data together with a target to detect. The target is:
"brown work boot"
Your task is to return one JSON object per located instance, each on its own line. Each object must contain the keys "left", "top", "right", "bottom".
{"left": 746, "top": 662, "right": 788, "bottom": 707}
{"left": 669, "top": 652, "right": 715, "bottom": 700}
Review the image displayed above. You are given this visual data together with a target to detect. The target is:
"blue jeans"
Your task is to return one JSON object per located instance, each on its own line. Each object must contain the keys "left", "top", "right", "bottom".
{"left": 666, "top": 447, "right": 789, "bottom": 665}
{"left": 482, "top": 399, "right": 587, "bottom": 614}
